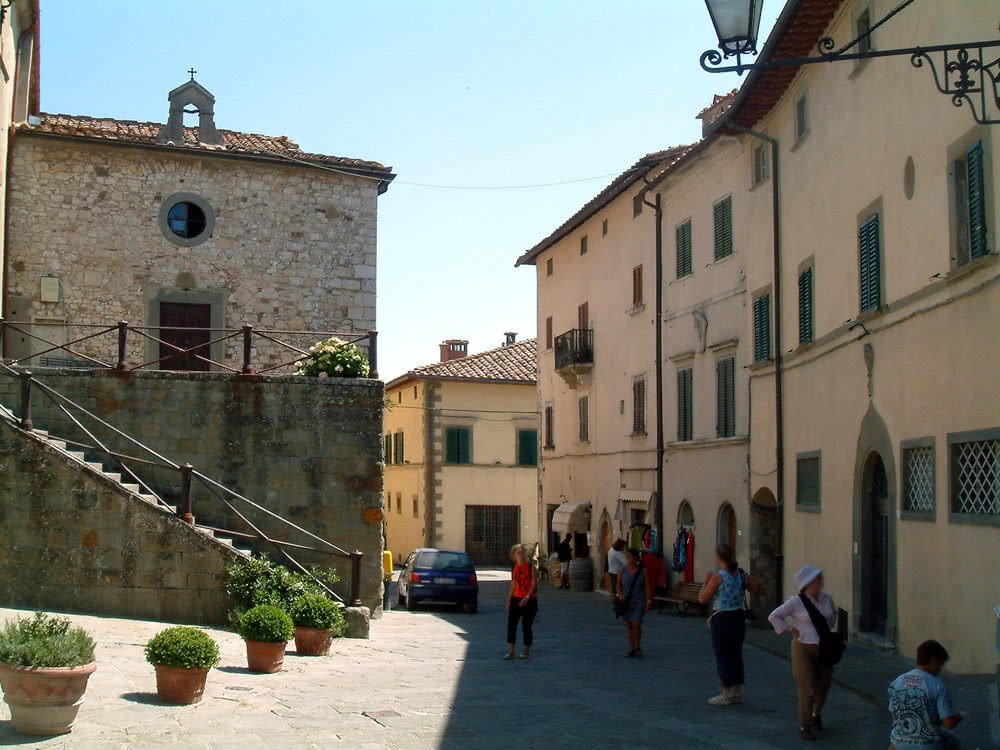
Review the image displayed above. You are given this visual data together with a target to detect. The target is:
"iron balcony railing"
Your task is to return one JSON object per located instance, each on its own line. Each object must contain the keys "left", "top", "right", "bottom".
{"left": 554, "top": 328, "right": 594, "bottom": 370}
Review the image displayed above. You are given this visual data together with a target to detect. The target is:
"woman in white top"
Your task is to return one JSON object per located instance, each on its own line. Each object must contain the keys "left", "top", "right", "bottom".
{"left": 768, "top": 564, "right": 837, "bottom": 742}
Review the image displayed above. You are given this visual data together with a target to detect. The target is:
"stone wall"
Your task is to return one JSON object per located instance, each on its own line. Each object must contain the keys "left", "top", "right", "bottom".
{"left": 5, "top": 135, "right": 378, "bottom": 371}
{"left": 0, "top": 418, "right": 236, "bottom": 624}
{"left": 0, "top": 368, "right": 386, "bottom": 610}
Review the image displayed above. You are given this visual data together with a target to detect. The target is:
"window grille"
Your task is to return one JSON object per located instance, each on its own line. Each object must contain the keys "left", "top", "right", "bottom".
{"left": 951, "top": 438, "right": 1000, "bottom": 516}
{"left": 903, "top": 445, "right": 935, "bottom": 512}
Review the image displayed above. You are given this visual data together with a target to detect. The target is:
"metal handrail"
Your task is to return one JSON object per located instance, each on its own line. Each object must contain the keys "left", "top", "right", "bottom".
{"left": 0, "top": 360, "right": 365, "bottom": 606}
{"left": 0, "top": 319, "right": 379, "bottom": 380}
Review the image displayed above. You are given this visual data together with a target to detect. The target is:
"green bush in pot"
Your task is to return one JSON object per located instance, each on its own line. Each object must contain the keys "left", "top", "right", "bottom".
{"left": 288, "top": 593, "right": 346, "bottom": 634}
{"left": 237, "top": 605, "right": 294, "bottom": 674}
{"left": 144, "top": 627, "right": 219, "bottom": 705}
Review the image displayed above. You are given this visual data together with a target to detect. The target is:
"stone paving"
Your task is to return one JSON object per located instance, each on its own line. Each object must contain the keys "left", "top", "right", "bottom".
{"left": 0, "top": 571, "right": 995, "bottom": 749}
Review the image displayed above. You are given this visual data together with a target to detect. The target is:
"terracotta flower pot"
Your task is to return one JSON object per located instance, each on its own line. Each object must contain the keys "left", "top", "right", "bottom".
{"left": 294, "top": 626, "right": 334, "bottom": 656}
{"left": 244, "top": 640, "right": 286, "bottom": 673}
{"left": 153, "top": 665, "right": 209, "bottom": 704}
{"left": 0, "top": 661, "right": 96, "bottom": 736}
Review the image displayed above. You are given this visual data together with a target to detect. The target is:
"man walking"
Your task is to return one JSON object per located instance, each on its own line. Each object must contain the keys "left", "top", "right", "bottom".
{"left": 557, "top": 533, "right": 573, "bottom": 589}
{"left": 888, "top": 640, "right": 962, "bottom": 750}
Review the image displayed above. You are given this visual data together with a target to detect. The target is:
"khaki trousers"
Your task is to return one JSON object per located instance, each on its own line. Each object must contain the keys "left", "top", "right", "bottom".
{"left": 791, "top": 639, "right": 833, "bottom": 727}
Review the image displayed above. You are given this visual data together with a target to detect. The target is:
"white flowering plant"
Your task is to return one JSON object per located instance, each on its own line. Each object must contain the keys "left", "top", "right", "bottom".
{"left": 295, "top": 337, "right": 370, "bottom": 378}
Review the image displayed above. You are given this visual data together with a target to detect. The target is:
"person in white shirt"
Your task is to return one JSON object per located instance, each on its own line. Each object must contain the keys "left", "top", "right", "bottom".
{"left": 607, "top": 539, "right": 627, "bottom": 593}
{"left": 768, "top": 564, "right": 838, "bottom": 742}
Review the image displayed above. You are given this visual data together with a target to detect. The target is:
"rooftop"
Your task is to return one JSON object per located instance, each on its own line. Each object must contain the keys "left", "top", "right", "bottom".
{"left": 17, "top": 113, "right": 396, "bottom": 192}
{"left": 388, "top": 338, "right": 537, "bottom": 388}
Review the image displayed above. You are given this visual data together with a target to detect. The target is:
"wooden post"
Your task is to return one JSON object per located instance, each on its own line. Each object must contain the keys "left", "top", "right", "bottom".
{"left": 19, "top": 371, "right": 32, "bottom": 430}
{"left": 241, "top": 325, "right": 253, "bottom": 374}
{"left": 367, "top": 330, "right": 378, "bottom": 380}
{"left": 350, "top": 550, "right": 363, "bottom": 606}
{"left": 116, "top": 321, "right": 129, "bottom": 370}
{"left": 179, "top": 463, "right": 194, "bottom": 524}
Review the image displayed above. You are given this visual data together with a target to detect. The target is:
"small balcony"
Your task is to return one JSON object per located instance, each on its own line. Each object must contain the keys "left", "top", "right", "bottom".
{"left": 554, "top": 328, "right": 593, "bottom": 387}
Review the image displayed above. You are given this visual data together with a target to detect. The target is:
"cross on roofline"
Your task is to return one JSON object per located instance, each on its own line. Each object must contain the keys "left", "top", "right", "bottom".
{"left": 188, "top": 67, "right": 197, "bottom": 80}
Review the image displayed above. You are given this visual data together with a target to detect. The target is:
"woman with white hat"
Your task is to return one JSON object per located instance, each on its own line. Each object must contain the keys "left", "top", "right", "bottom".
{"left": 768, "top": 564, "right": 838, "bottom": 742}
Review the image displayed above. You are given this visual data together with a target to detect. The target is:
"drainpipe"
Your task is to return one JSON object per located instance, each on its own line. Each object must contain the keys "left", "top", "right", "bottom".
{"left": 727, "top": 123, "right": 784, "bottom": 601}
{"left": 641, "top": 186, "right": 665, "bottom": 555}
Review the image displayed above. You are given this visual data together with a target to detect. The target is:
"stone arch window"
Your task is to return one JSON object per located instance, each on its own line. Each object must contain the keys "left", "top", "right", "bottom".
{"left": 677, "top": 500, "right": 695, "bottom": 527}
{"left": 717, "top": 502, "right": 736, "bottom": 549}
{"left": 159, "top": 193, "right": 215, "bottom": 247}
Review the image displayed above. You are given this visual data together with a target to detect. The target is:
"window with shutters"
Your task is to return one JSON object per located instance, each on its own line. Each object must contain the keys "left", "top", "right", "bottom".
{"left": 383, "top": 433, "right": 392, "bottom": 464}
{"left": 545, "top": 316, "right": 553, "bottom": 349}
{"left": 578, "top": 397, "right": 589, "bottom": 442}
{"left": 952, "top": 139, "right": 989, "bottom": 267}
{"left": 544, "top": 406, "right": 554, "bottom": 449}
{"left": 713, "top": 196, "right": 733, "bottom": 260}
{"left": 632, "top": 265, "right": 643, "bottom": 307}
{"left": 948, "top": 429, "right": 1000, "bottom": 524}
{"left": 856, "top": 8, "right": 872, "bottom": 54}
{"left": 633, "top": 193, "right": 643, "bottom": 218}
{"left": 901, "top": 438, "right": 935, "bottom": 520}
{"left": 796, "top": 452, "right": 821, "bottom": 511}
{"left": 517, "top": 429, "right": 538, "bottom": 466}
{"left": 412, "top": 495, "right": 419, "bottom": 518}
{"left": 393, "top": 431, "right": 404, "bottom": 464}
{"left": 632, "top": 379, "right": 646, "bottom": 435}
{"left": 580, "top": 235, "right": 588, "bottom": 256}
{"left": 676, "top": 220, "right": 692, "bottom": 278}
{"left": 546, "top": 258, "right": 553, "bottom": 277}
{"left": 677, "top": 368, "right": 693, "bottom": 442}
{"left": 445, "top": 427, "right": 471, "bottom": 464}
{"left": 858, "top": 212, "right": 882, "bottom": 313}
{"left": 795, "top": 93, "right": 809, "bottom": 141}
{"left": 396, "top": 492, "right": 402, "bottom": 514}
{"left": 753, "top": 294, "right": 771, "bottom": 362}
{"left": 602, "top": 218, "right": 608, "bottom": 236}
{"left": 798, "top": 267, "right": 814, "bottom": 345}
{"left": 753, "top": 143, "right": 769, "bottom": 186}
{"left": 716, "top": 357, "right": 735, "bottom": 438}
{"left": 578, "top": 302, "right": 589, "bottom": 330}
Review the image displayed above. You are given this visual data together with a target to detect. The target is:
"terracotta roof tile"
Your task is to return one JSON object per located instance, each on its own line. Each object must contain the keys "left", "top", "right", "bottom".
{"left": 514, "top": 144, "right": 694, "bottom": 267}
{"left": 390, "top": 338, "right": 537, "bottom": 387}
{"left": 18, "top": 113, "right": 395, "bottom": 188}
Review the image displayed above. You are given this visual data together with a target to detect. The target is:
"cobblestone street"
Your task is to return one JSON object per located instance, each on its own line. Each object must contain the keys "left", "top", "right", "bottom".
{"left": 0, "top": 571, "right": 995, "bottom": 749}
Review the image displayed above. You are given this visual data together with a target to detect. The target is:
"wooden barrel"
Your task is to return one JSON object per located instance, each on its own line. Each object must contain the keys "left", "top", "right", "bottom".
{"left": 568, "top": 558, "right": 593, "bottom": 592}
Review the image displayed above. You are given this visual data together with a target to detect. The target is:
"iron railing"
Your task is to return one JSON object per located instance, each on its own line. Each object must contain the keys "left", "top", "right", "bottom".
{"left": 0, "top": 360, "right": 366, "bottom": 606}
{"left": 554, "top": 328, "right": 594, "bottom": 370}
{"left": 0, "top": 320, "right": 378, "bottom": 379}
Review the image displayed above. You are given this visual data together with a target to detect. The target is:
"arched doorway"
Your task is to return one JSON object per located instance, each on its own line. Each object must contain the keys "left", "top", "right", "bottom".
{"left": 600, "top": 517, "right": 612, "bottom": 592}
{"left": 716, "top": 503, "right": 736, "bottom": 549}
{"left": 861, "top": 452, "right": 890, "bottom": 635}
{"left": 750, "top": 488, "right": 778, "bottom": 613}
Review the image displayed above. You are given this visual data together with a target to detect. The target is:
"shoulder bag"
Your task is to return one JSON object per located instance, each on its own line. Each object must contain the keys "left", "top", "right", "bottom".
{"left": 798, "top": 593, "right": 845, "bottom": 667}
{"left": 614, "top": 568, "right": 644, "bottom": 619}
{"left": 739, "top": 569, "right": 756, "bottom": 621}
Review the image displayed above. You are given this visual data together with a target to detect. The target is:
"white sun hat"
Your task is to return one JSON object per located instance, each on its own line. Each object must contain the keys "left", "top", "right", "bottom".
{"left": 794, "top": 564, "right": 822, "bottom": 591}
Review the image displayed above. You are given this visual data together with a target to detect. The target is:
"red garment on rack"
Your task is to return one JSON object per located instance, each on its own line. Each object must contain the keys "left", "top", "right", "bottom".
{"left": 684, "top": 528, "right": 695, "bottom": 583}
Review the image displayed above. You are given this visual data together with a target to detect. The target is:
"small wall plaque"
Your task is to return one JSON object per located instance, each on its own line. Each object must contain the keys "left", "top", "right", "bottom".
{"left": 362, "top": 508, "right": 383, "bottom": 523}
{"left": 39, "top": 276, "right": 60, "bottom": 303}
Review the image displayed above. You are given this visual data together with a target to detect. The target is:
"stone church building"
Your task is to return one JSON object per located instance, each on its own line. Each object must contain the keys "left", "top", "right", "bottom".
{"left": 2, "top": 77, "right": 394, "bottom": 370}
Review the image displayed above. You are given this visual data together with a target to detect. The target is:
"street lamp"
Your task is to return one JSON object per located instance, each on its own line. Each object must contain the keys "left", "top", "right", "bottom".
{"left": 699, "top": 0, "right": 1000, "bottom": 125}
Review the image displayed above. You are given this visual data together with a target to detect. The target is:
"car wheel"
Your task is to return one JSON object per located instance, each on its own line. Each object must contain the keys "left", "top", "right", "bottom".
{"left": 462, "top": 600, "right": 477, "bottom": 614}
{"left": 405, "top": 589, "right": 416, "bottom": 611}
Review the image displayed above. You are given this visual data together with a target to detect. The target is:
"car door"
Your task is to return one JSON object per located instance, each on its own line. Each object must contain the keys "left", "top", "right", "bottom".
{"left": 398, "top": 552, "right": 415, "bottom": 597}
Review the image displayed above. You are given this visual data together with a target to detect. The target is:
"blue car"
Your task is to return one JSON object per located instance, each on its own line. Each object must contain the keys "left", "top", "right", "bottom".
{"left": 397, "top": 548, "right": 479, "bottom": 613}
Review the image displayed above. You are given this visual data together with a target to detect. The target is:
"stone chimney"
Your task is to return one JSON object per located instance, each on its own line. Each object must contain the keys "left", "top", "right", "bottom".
{"left": 439, "top": 339, "right": 469, "bottom": 362}
{"left": 696, "top": 88, "right": 738, "bottom": 136}
{"left": 504, "top": 332, "right": 517, "bottom": 346}
{"left": 158, "top": 77, "right": 223, "bottom": 146}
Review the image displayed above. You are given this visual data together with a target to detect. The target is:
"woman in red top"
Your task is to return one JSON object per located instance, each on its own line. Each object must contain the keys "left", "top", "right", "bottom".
{"left": 505, "top": 544, "right": 538, "bottom": 659}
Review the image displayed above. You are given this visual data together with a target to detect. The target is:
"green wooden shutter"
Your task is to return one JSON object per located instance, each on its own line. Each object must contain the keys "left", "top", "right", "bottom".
{"left": 398, "top": 432, "right": 404, "bottom": 463}
{"left": 713, "top": 197, "right": 733, "bottom": 260}
{"left": 446, "top": 427, "right": 459, "bottom": 463}
{"left": 716, "top": 358, "right": 735, "bottom": 438}
{"left": 967, "top": 140, "right": 988, "bottom": 260}
{"left": 859, "top": 214, "right": 881, "bottom": 313}
{"left": 459, "top": 428, "right": 471, "bottom": 463}
{"left": 798, "top": 267, "right": 813, "bottom": 345}
{"left": 676, "top": 221, "right": 692, "bottom": 278}
{"left": 676, "top": 369, "right": 693, "bottom": 442}
{"left": 753, "top": 295, "right": 770, "bottom": 362}
{"left": 518, "top": 429, "right": 537, "bottom": 466}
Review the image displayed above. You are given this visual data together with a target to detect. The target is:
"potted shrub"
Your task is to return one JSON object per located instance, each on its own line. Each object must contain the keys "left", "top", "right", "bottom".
{"left": 0, "top": 612, "right": 96, "bottom": 736}
{"left": 144, "top": 627, "right": 220, "bottom": 704}
{"left": 237, "top": 605, "right": 293, "bottom": 673}
{"left": 289, "top": 593, "right": 346, "bottom": 656}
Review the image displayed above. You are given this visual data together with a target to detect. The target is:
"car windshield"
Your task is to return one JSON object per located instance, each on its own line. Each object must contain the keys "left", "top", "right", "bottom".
{"left": 416, "top": 551, "right": 473, "bottom": 570}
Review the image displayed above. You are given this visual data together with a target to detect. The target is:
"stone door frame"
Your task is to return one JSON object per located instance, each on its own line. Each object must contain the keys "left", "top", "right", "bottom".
{"left": 144, "top": 287, "right": 227, "bottom": 370}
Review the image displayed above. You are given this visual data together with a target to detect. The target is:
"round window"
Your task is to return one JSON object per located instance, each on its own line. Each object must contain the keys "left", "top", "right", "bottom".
{"left": 166, "top": 201, "right": 206, "bottom": 239}
{"left": 159, "top": 193, "right": 214, "bottom": 247}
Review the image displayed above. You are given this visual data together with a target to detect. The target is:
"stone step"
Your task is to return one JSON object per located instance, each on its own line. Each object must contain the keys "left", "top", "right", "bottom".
{"left": 32, "top": 429, "right": 48, "bottom": 438}
{"left": 86, "top": 462, "right": 103, "bottom": 472}
{"left": 121, "top": 483, "right": 140, "bottom": 493}
{"left": 67, "top": 451, "right": 86, "bottom": 462}
{"left": 46, "top": 439, "right": 67, "bottom": 451}
{"left": 103, "top": 472, "right": 122, "bottom": 482}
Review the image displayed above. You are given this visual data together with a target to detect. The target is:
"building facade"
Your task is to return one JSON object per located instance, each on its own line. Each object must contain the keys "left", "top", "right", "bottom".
{"left": 383, "top": 337, "right": 538, "bottom": 565}
{"left": 2, "top": 77, "right": 393, "bottom": 371}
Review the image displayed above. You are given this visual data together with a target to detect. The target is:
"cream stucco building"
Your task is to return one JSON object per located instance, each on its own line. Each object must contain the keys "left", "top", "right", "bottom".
{"left": 519, "top": 0, "right": 999, "bottom": 672}
{"left": 383, "top": 337, "right": 539, "bottom": 565}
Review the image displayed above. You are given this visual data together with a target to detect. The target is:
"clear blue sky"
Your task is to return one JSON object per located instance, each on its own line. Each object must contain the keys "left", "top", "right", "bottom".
{"left": 41, "top": 0, "right": 780, "bottom": 380}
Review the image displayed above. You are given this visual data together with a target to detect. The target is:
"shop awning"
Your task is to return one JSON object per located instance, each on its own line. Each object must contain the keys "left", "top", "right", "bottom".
{"left": 551, "top": 500, "right": 591, "bottom": 534}
{"left": 615, "top": 489, "right": 654, "bottom": 521}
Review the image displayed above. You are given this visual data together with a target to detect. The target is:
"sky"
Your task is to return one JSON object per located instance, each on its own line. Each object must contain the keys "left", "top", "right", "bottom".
{"left": 40, "top": 0, "right": 781, "bottom": 380}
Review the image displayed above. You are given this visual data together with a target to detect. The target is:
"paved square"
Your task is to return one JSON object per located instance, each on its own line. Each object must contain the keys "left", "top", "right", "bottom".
{"left": 0, "top": 571, "right": 993, "bottom": 749}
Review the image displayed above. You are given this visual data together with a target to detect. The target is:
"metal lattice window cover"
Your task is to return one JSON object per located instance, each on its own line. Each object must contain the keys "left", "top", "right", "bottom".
{"left": 952, "top": 439, "right": 1000, "bottom": 515}
{"left": 902, "top": 446, "right": 934, "bottom": 512}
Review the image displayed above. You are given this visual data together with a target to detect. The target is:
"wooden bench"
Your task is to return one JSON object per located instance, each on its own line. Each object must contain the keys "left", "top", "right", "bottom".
{"left": 653, "top": 582, "right": 706, "bottom": 616}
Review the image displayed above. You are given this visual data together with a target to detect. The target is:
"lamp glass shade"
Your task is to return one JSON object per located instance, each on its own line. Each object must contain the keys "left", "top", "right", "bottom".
{"left": 705, "top": 0, "right": 763, "bottom": 55}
